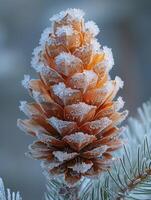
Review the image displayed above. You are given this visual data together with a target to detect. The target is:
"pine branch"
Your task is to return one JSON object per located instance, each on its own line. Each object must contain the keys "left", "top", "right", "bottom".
{"left": 0, "top": 178, "right": 22, "bottom": 200}
{"left": 107, "top": 99, "right": 151, "bottom": 200}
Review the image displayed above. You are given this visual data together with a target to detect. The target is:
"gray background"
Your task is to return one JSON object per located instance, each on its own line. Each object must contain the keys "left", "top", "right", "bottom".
{"left": 0, "top": 0, "right": 151, "bottom": 199}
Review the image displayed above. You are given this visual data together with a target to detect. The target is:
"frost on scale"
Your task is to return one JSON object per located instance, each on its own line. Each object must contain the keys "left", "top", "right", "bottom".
{"left": 39, "top": 27, "right": 52, "bottom": 46}
{"left": 56, "top": 26, "right": 74, "bottom": 36}
{"left": 55, "top": 52, "right": 83, "bottom": 76}
{"left": 69, "top": 162, "right": 93, "bottom": 173}
{"left": 48, "top": 116, "right": 77, "bottom": 136}
{"left": 85, "top": 21, "right": 100, "bottom": 36}
{"left": 53, "top": 151, "right": 78, "bottom": 162}
{"left": 21, "top": 75, "right": 31, "bottom": 89}
{"left": 103, "top": 46, "right": 115, "bottom": 71}
{"left": 52, "top": 82, "right": 82, "bottom": 105}
{"left": 50, "top": 8, "right": 85, "bottom": 22}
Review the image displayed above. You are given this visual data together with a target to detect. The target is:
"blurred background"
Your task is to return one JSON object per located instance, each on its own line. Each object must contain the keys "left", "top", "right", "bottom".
{"left": 0, "top": 0, "right": 151, "bottom": 199}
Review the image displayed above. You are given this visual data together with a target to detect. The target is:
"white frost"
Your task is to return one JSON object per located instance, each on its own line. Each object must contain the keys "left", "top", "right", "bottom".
{"left": 115, "top": 97, "right": 125, "bottom": 111}
{"left": 31, "top": 46, "right": 44, "bottom": 71}
{"left": 53, "top": 151, "right": 78, "bottom": 162}
{"left": 91, "top": 38, "right": 101, "bottom": 53}
{"left": 103, "top": 46, "right": 114, "bottom": 71}
{"left": 67, "top": 102, "right": 96, "bottom": 119}
{"left": 69, "top": 162, "right": 93, "bottom": 173}
{"left": 48, "top": 116, "right": 76, "bottom": 135}
{"left": 39, "top": 27, "right": 52, "bottom": 46}
{"left": 21, "top": 75, "right": 31, "bottom": 89}
{"left": 50, "top": 8, "right": 85, "bottom": 22}
{"left": 85, "top": 21, "right": 100, "bottom": 36}
{"left": 32, "top": 91, "right": 46, "bottom": 103}
{"left": 52, "top": 82, "right": 79, "bottom": 101}
{"left": 55, "top": 52, "right": 79, "bottom": 65}
{"left": 115, "top": 76, "right": 124, "bottom": 89}
{"left": 64, "top": 132, "right": 93, "bottom": 143}
{"left": 56, "top": 26, "right": 73, "bottom": 36}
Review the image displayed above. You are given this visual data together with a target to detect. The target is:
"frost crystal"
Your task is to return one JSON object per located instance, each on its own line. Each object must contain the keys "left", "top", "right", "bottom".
{"left": 31, "top": 46, "right": 43, "bottom": 71}
{"left": 69, "top": 162, "right": 93, "bottom": 173}
{"left": 55, "top": 52, "right": 78, "bottom": 65}
{"left": 21, "top": 75, "right": 31, "bottom": 89}
{"left": 41, "top": 160, "right": 61, "bottom": 170}
{"left": 115, "top": 76, "right": 124, "bottom": 89}
{"left": 39, "top": 27, "right": 52, "bottom": 46}
{"left": 68, "top": 102, "right": 96, "bottom": 118}
{"left": 91, "top": 38, "right": 101, "bottom": 52}
{"left": 32, "top": 91, "right": 45, "bottom": 103}
{"left": 56, "top": 26, "right": 74, "bottom": 36}
{"left": 85, "top": 21, "right": 100, "bottom": 36}
{"left": 50, "top": 8, "right": 85, "bottom": 22}
{"left": 48, "top": 116, "right": 76, "bottom": 135}
{"left": 103, "top": 46, "right": 114, "bottom": 71}
{"left": 52, "top": 82, "right": 79, "bottom": 100}
{"left": 64, "top": 132, "right": 93, "bottom": 143}
{"left": 115, "top": 97, "right": 125, "bottom": 111}
{"left": 19, "top": 101, "right": 32, "bottom": 117}
{"left": 53, "top": 151, "right": 78, "bottom": 162}
{"left": 89, "top": 118, "right": 112, "bottom": 131}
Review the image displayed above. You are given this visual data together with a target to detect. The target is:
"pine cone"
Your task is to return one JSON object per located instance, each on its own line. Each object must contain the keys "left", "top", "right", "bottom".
{"left": 18, "top": 8, "right": 128, "bottom": 186}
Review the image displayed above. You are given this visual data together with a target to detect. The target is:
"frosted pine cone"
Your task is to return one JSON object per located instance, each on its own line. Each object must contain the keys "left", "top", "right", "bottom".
{"left": 18, "top": 8, "right": 128, "bottom": 186}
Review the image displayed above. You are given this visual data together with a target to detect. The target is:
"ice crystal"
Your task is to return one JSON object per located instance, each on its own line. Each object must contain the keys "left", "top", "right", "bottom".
{"left": 50, "top": 8, "right": 85, "bottom": 22}
{"left": 85, "top": 21, "right": 100, "bottom": 36}
{"left": 69, "top": 162, "right": 93, "bottom": 173}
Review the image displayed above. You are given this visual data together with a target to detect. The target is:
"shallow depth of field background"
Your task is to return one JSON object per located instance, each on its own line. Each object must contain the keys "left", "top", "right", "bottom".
{"left": 0, "top": 0, "right": 151, "bottom": 199}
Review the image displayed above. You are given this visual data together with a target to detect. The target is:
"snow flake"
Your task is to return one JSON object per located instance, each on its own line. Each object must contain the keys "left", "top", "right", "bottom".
{"left": 56, "top": 26, "right": 74, "bottom": 36}
{"left": 69, "top": 162, "right": 93, "bottom": 173}
{"left": 53, "top": 151, "right": 78, "bottom": 162}
{"left": 85, "top": 20, "right": 100, "bottom": 36}
{"left": 50, "top": 8, "right": 85, "bottom": 22}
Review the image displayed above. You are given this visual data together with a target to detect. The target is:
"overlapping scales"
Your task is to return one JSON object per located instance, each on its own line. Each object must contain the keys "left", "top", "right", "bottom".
{"left": 18, "top": 8, "right": 128, "bottom": 186}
